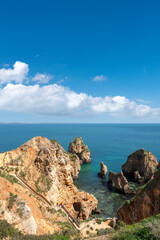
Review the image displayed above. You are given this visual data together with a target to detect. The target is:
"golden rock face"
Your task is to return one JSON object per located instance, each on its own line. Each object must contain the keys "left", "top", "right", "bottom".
{"left": 0, "top": 136, "right": 98, "bottom": 232}
{"left": 68, "top": 137, "right": 91, "bottom": 163}
{"left": 122, "top": 148, "right": 158, "bottom": 181}
{"left": 117, "top": 169, "right": 160, "bottom": 224}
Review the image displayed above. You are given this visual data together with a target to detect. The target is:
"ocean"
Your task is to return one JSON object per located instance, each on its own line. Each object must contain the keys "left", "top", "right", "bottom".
{"left": 0, "top": 123, "right": 160, "bottom": 218}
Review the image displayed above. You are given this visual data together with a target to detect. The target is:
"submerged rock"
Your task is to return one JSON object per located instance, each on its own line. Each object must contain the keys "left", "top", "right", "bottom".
{"left": 68, "top": 137, "right": 91, "bottom": 163}
{"left": 122, "top": 148, "right": 158, "bottom": 182}
{"left": 98, "top": 161, "right": 107, "bottom": 178}
{"left": 107, "top": 171, "right": 135, "bottom": 195}
{"left": 117, "top": 168, "right": 160, "bottom": 224}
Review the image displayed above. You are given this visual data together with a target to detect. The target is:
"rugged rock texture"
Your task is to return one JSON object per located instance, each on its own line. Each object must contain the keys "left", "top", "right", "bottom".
{"left": 0, "top": 190, "right": 37, "bottom": 234}
{"left": 134, "top": 171, "right": 145, "bottom": 184}
{"left": 122, "top": 149, "right": 158, "bottom": 182}
{"left": 117, "top": 169, "right": 160, "bottom": 224}
{"left": 98, "top": 161, "right": 107, "bottom": 178}
{"left": 0, "top": 137, "right": 97, "bottom": 222}
{"left": 68, "top": 153, "right": 81, "bottom": 179}
{"left": 0, "top": 176, "right": 62, "bottom": 235}
{"left": 107, "top": 171, "right": 135, "bottom": 194}
{"left": 68, "top": 137, "right": 91, "bottom": 163}
{"left": 157, "top": 160, "right": 160, "bottom": 170}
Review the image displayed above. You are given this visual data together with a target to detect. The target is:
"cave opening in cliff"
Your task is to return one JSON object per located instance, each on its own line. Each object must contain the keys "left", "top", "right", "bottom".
{"left": 73, "top": 202, "right": 81, "bottom": 212}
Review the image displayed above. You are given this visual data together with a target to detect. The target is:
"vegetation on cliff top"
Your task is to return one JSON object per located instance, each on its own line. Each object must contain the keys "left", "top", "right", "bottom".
{"left": 0, "top": 169, "right": 19, "bottom": 184}
{"left": 113, "top": 214, "right": 160, "bottom": 240}
{"left": 0, "top": 220, "right": 81, "bottom": 240}
{"left": 0, "top": 214, "right": 160, "bottom": 239}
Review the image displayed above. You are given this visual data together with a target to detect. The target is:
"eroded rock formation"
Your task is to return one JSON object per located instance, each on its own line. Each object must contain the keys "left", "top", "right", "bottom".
{"left": 0, "top": 137, "right": 97, "bottom": 223}
{"left": 98, "top": 161, "right": 107, "bottom": 178}
{"left": 68, "top": 153, "right": 81, "bottom": 179}
{"left": 134, "top": 171, "right": 145, "bottom": 184}
{"left": 122, "top": 149, "right": 158, "bottom": 182}
{"left": 0, "top": 176, "right": 63, "bottom": 235}
{"left": 107, "top": 171, "right": 135, "bottom": 194}
{"left": 68, "top": 137, "right": 91, "bottom": 163}
{"left": 117, "top": 168, "right": 160, "bottom": 224}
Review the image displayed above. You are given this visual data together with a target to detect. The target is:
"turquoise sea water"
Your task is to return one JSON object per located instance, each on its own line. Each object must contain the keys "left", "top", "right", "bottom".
{"left": 0, "top": 123, "right": 160, "bottom": 218}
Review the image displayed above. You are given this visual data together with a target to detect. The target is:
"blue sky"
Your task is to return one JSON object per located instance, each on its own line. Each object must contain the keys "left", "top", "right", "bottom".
{"left": 0, "top": 0, "right": 160, "bottom": 123}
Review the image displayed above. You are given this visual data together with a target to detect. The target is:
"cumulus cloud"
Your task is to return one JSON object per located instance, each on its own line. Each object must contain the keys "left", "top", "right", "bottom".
{"left": 32, "top": 73, "right": 54, "bottom": 83}
{"left": 0, "top": 83, "right": 159, "bottom": 119}
{"left": 0, "top": 61, "right": 29, "bottom": 85}
{"left": 93, "top": 74, "right": 107, "bottom": 81}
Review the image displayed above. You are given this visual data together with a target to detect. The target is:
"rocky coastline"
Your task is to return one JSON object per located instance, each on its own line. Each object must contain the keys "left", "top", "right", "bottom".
{"left": 0, "top": 137, "right": 160, "bottom": 239}
{"left": 0, "top": 136, "right": 100, "bottom": 235}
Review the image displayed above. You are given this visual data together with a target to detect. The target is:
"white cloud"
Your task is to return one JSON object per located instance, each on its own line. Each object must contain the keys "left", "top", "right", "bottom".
{"left": 0, "top": 83, "right": 159, "bottom": 119}
{"left": 93, "top": 74, "right": 107, "bottom": 81}
{"left": 0, "top": 61, "right": 159, "bottom": 121}
{"left": 136, "top": 98, "right": 151, "bottom": 104}
{"left": 0, "top": 61, "right": 29, "bottom": 85}
{"left": 32, "top": 73, "right": 54, "bottom": 83}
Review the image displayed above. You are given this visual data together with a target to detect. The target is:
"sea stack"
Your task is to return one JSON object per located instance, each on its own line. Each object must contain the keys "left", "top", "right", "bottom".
{"left": 98, "top": 161, "right": 107, "bottom": 178}
{"left": 122, "top": 148, "right": 158, "bottom": 182}
{"left": 68, "top": 137, "right": 91, "bottom": 163}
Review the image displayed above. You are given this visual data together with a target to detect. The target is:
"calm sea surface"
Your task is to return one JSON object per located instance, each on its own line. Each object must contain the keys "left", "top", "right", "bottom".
{"left": 0, "top": 124, "right": 160, "bottom": 218}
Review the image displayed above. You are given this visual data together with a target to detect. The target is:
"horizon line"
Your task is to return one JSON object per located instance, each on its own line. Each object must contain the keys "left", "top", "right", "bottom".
{"left": 0, "top": 122, "right": 160, "bottom": 125}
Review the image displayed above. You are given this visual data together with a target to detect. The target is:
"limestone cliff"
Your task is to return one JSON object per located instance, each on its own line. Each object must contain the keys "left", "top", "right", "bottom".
{"left": 0, "top": 175, "right": 65, "bottom": 235}
{"left": 68, "top": 137, "right": 91, "bottom": 163}
{"left": 117, "top": 169, "right": 160, "bottom": 224}
{"left": 68, "top": 153, "right": 81, "bottom": 179}
{"left": 122, "top": 148, "right": 158, "bottom": 182}
{"left": 0, "top": 137, "right": 97, "bottom": 224}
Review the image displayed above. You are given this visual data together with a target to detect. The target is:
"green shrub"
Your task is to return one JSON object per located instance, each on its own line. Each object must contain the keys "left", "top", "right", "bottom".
{"left": 50, "top": 139, "right": 59, "bottom": 145}
{"left": 0, "top": 220, "right": 21, "bottom": 239}
{"left": 19, "top": 170, "right": 27, "bottom": 180}
{"left": 58, "top": 209, "right": 67, "bottom": 217}
{"left": 68, "top": 153, "right": 77, "bottom": 162}
{"left": 113, "top": 214, "right": 160, "bottom": 240}
{"left": 86, "top": 230, "right": 90, "bottom": 235}
{"left": 8, "top": 192, "right": 17, "bottom": 209}
{"left": 0, "top": 170, "right": 19, "bottom": 184}
{"left": 96, "top": 219, "right": 102, "bottom": 224}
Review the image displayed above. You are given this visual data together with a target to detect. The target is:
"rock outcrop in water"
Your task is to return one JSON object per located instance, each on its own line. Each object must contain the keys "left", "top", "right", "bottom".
{"left": 122, "top": 149, "right": 158, "bottom": 182}
{"left": 107, "top": 171, "right": 135, "bottom": 194}
{"left": 68, "top": 137, "right": 91, "bottom": 163}
{"left": 0, "top": 137, "right": 97, "bottom": 227}
{"left": 98, "top": 161, "right": 107, "bottom": 178}
{"left": 117, "top": 168, "right": 160, "bottom": 224}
